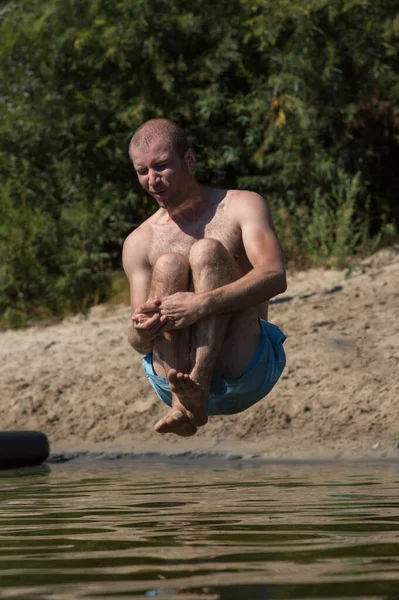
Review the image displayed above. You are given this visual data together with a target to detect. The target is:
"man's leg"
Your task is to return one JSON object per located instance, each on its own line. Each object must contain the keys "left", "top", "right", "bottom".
{"left": 154, "top": 239, "right": 261, "bottom": 435}
{"left": 189, "top": 238, "right": 261, "bottom": 379}
{"left": 147, "top": 253, "right": 202, "bottom": 437}
{"left": 149, "top": 253, "right": 191, "bottom": 377}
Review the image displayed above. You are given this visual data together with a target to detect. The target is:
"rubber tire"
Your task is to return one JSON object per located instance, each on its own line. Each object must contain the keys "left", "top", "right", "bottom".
{"left": 0, "top": 431, "right": 50, "bottom": 469}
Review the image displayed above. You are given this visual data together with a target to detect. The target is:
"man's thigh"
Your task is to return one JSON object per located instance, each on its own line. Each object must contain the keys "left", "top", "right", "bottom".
{"left": 215, "top": 309, "right": 262, "bottom": 379}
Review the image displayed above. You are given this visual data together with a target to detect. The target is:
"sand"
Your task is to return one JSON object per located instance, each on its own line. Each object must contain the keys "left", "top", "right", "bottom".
{"left": 1, "top": 245, "right": 398, "bottom": 460}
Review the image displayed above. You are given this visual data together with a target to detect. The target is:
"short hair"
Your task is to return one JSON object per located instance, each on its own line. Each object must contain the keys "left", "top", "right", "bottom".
{"left": 129, "top": 118, "right": 190, "bottom": 159}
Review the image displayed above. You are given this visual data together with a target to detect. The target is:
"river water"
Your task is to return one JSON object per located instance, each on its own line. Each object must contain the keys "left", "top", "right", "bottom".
{"left": 1, "top": 455, "right": 399, "bottom": 599}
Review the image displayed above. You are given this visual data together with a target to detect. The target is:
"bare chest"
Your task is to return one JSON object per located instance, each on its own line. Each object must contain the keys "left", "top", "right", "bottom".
{"left": 147, "top": 211, "right": 248, "bottom": 272}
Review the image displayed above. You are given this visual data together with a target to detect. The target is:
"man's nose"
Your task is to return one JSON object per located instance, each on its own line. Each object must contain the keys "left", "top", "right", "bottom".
{"left": 148, "top": 169, "right": 159, "bottom": 186}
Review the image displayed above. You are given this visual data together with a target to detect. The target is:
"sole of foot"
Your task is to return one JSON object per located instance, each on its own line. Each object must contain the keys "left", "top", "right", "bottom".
{"left": 168, "top": 370, "right": 208, "bottom": 427}
{"left": 154, "top": 408, "right": 197, "bottom": 437}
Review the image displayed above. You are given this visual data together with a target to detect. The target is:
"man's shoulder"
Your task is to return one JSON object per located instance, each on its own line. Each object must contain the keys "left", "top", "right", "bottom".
{"left": 123, "top": 210, "right": 162, "bottom": 249}
{"left": 122, "top": 219, "right": 155, "bottom": 274}
{"left": 122, "top": 218, "right": 157, "bottom": 276}
{"left": 223, "top": 189, "right": 268, "bottom": 217}
{"left": 208, "top": 187, "right": 264, "bottom": 209}
{"left": 123, "top": 225, "right": 146, "bottom": 257}
{"left": 225, "top": 188, "right": 265, "bottom": 202}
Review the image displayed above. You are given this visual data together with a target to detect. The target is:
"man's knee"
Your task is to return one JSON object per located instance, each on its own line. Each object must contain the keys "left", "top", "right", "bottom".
{"left": 189, "top": 238, "right": 230, "bottom": 270}
{"left": 153, "top": 253, "right": 189, "bottom": 280}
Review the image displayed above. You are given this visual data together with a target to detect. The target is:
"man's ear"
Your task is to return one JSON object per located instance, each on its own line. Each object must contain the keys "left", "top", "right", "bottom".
{"left": 184, "top": 148, "right": 196, "bottom": 172}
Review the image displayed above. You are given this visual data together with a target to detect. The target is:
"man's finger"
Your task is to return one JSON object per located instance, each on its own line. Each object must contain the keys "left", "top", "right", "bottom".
{"left": 132, "top": 313, "right": 146, "bottom": 323}
{"left": 138, "top": 301, "right": 161, "bottom": 313}
{"left": 134, "top": 313, "right": 160, "bottom": 329}
{"left": 132, "top": 312, "right": 154, "bottom": 322}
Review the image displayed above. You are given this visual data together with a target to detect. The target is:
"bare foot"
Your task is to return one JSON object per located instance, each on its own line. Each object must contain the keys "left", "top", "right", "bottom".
{"left": 168, "top": 370, "right": 209, "bottom": 427}
{"left": 154, "top": 370, "right": 208, "bottom": 436}
{"left": 154, "top": 408, "right": 197, "bottom": 437}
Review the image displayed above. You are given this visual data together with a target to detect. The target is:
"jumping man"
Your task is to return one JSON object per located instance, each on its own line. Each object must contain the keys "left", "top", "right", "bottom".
{"left": 123, "top": 118, "right": 287, "bottom": 437}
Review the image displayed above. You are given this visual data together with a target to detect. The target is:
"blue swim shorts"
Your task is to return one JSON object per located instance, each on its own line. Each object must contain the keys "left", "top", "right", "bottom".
{"left": 142, "top": 319, "right": 286, "bottom": 416}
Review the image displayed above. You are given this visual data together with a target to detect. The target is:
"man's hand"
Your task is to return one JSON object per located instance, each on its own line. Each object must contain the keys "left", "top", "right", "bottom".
{"left": 158, "top": 292, "right": 205, "bottom": 329}
{"left": 132, "top": 298, "right": 174, "bottom": 339}
{"left": 135, "top": 292, "right": 205, "bottom": 331}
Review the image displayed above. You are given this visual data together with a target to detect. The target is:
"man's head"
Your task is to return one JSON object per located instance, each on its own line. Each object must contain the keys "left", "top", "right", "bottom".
{"left": 129, "top": 119, "right": 196, "bottom": 208}
{"left": 130, "top": 118, "right": 190, "bottom": 159}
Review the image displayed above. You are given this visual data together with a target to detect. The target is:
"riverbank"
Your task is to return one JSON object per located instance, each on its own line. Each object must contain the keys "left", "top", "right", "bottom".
{"left": 1, "top": 245, "right": 398, "bottom": 460}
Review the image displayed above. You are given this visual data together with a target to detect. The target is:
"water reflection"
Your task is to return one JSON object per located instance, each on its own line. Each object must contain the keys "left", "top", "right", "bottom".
{"left": 0, "top": 458, "right": 399, "bottom": 599}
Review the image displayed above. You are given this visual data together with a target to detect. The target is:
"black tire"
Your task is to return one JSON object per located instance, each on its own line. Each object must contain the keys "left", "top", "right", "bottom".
{"left": 0, "top": 431, "right": 50, "bottom": 469}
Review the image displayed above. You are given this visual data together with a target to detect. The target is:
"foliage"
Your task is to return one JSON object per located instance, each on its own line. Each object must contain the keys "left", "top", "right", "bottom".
{"left": 273, "top": 169, "right": 378, "bottom": 268}
{"left": 0, "top": 0, "right": 398, "bottom": 321}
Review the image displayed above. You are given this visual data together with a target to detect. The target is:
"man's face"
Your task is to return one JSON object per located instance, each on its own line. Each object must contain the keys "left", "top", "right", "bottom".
{"left": 130, "top": 140, "right": 191, "bottom": 208}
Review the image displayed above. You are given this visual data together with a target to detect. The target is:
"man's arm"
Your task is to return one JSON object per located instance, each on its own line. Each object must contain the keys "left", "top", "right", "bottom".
{"left": 122, "top": 229, "right": 169, "bottom": 355}
{"left": 201, "top": 191, "right": 286, "bottom": 317}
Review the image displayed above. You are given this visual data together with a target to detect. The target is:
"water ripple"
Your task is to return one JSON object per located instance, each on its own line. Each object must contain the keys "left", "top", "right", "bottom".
{"left": 0, "top": 459, "right": 399, "bottom": 599}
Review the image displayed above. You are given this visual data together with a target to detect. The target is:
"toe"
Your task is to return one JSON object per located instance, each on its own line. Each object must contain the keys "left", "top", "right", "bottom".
{"left": 168, "top": 369, "right": 178, "bottom": 384}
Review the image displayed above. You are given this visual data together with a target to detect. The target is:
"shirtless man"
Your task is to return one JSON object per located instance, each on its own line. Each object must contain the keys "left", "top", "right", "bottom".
{"left": 123, "top": 118, "right": 287, "bottom": 437}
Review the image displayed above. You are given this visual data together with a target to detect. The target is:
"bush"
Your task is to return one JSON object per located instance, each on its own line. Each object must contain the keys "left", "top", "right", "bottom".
{"left": 0, "top": 0, "right": 398, "bottom": 321}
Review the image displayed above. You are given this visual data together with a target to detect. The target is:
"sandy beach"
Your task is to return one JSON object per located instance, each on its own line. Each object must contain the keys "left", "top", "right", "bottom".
{"left": 1, "top": 245, "right": 398, "bottom": 460}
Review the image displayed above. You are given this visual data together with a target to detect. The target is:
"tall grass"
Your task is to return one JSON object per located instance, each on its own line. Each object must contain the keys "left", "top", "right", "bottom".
{"left": 273, "top": 170, "right": 392, "bottom": 269}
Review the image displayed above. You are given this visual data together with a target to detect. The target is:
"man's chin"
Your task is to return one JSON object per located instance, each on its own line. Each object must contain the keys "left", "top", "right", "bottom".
{"left": 152, "top": 191, "right": 169, "bottom": 206}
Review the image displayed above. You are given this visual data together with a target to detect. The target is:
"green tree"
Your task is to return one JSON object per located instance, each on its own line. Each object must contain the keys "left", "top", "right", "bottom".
{"left": 0, "top": 0, "right": 398, "bottom": 323}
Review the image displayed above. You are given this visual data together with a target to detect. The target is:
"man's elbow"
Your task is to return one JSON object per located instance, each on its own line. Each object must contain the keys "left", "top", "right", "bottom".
{"left": 128, "top": 326, "right": 152, "bottom": 355}
{"left": 278, "top": 271, "right": 287, "bottom": 294}
{"left": 272, "top": 270, "right": 287, "bottom": 295}
{"left": 128, "top": 336, "right": 150, "bottom": 356}
{"left": 128, "top": 325, "right": 136, "bottom": 348}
